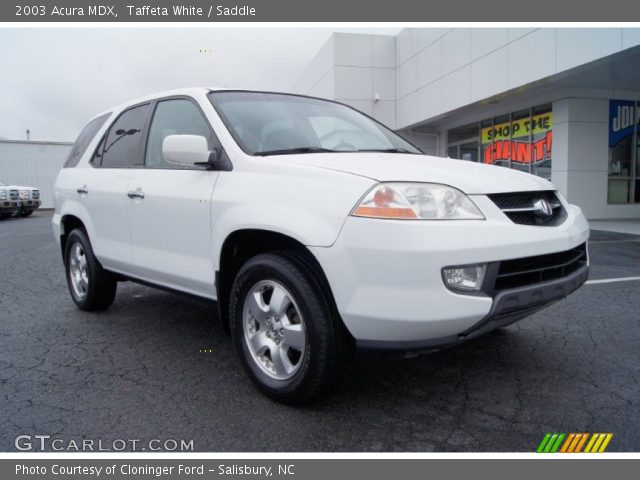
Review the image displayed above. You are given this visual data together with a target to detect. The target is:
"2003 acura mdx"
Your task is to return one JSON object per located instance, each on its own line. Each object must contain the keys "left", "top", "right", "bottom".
{"left": 53, "top": 88, "right": 590, "bottom": 404}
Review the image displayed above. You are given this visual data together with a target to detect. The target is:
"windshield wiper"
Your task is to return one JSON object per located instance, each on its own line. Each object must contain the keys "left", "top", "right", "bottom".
{"left": 255, "top": 147, "right": 337, "bottom": 156}
{"left": 355, "top": 148, "right": 417, "bottom": 154}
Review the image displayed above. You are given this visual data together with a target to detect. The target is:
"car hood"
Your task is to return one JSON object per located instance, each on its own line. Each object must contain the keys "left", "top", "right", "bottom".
{"left": 277, "top": 152, "right": 553, "bottom": 194}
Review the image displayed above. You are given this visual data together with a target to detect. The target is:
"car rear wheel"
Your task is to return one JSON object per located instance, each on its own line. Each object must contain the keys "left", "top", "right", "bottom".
{"left": 229, "top": 251, "right": 351, "bottom": 405}
{"left": 65, "top": 228, "right": 117, "bottom": 311}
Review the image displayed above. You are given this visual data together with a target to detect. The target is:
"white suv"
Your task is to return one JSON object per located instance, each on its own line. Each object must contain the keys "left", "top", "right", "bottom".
{"left": 53, "top": 88, "right": 590, "bottom": 404}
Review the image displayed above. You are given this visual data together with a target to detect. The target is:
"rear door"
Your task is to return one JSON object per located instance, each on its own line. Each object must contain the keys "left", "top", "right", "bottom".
{"left": 126, "top": 97, "right": 220, "bottom": 298}
{"left": 85, "top": 103, "right": 151, "bottom": 272}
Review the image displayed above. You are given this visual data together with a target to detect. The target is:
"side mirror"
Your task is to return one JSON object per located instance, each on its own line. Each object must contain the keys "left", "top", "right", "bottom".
{"left": 162, "top": 135, "right": 209, "bottom": 166}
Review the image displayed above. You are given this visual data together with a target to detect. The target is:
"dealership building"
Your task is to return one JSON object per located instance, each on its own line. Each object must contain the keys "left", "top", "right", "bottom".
{"left": 2, "top": 28, "right": 640, "bottom": 220}
{"left": 292, "top": 28, "right": 640, "bottom": 220}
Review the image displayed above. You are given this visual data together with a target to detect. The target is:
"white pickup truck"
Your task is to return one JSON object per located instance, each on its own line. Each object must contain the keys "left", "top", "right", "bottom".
{"left": 0, "top": 182, "right": 21, "bottom": 219}
{"left": 52, "top": 88, "right": 589, "bottom": 404}
{"left": 17, "top": 185, "right": 41, "bottom": 216}
{"left": 0, "top": 182, "right": 41, "bottom": 218}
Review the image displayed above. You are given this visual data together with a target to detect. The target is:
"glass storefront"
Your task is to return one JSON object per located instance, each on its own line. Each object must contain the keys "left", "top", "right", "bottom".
{"left": 447, "top": 104, "right": 552, "bottom": 180}
{"left": 447, "top": 123, "right": 479, "bottom": 161}
{"left": 608, "top": 100, "right": 640, "bottom": 204}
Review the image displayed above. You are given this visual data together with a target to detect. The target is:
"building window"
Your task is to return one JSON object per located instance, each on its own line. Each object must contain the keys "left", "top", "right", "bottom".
{"left": 446, "top": 123, "right": 479, "bottom": 161}
{"left": 637, "top": 101, "right": 640, "bottom": 202}
{"left": 449, "top": 105, "right": 552, "bottom": 180}
{"left": 608, "top": 100, "right": 639, "bottom": 204}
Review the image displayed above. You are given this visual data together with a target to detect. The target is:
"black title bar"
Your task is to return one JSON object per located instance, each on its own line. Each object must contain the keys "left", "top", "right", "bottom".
{"left": 4, "top": 0, "right": 640, "bottom": 22}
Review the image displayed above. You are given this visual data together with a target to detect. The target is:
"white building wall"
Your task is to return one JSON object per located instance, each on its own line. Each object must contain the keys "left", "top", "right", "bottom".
{"left": 294, "top": 29, "right": 640, "bottom": 220}
{"left": 0, "top": 141, "right": 71, "bottom": 208}
{"left": 553, "top": 96, "right": 640, "bottom": 219}
{"left": 395, "top": 28, "right": 640, "bottom": 129}
{"left": 291, "top": 33, "right": 397, "bottom": 128}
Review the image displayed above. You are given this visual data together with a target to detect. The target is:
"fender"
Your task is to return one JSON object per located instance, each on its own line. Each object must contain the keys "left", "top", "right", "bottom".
{"left": 210, "top": 167, "right": 375, "bottom": 271}
{"left": 57, "top": 199, "right": 98, "bottom": 250}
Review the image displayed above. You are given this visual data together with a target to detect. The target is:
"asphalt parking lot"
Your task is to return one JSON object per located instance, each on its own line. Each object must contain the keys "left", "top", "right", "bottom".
{"left": 1, "top": 211, "right": 639, "bottom": 452}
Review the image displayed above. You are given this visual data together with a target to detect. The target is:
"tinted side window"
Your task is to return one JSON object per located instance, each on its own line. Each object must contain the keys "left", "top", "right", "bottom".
{"left": 145, "top": 99, "right": 218, "bottom": 168}
{"left": 100, "top": 104, "right": 150, "bottom": 168}
{"left": 64, "top": 113, "right": 111, "bottom": 168}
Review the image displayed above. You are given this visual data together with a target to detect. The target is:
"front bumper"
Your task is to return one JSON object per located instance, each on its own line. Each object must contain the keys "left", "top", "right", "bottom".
{"left": 1, "top": 200, "right": 21, "bottom": 213}
{"left": 309, "top": 196, "right": 590, "bottom": 350}
{"left": 358, "top": 263, "right": 588, "bottom": 351}
{"left": 20, "top": 199, "right": 41, "bottom": 210}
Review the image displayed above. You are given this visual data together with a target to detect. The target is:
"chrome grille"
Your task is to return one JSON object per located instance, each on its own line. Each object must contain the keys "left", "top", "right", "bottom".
{"left": 9, "top": 190, "right": 18, "bottom": 201}
{"left": 488, "top": 190, "right": 566, "bottom": 226}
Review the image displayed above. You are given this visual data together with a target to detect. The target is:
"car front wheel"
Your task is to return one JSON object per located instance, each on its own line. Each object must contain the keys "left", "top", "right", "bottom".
{"left": 229, "top": 251, "right": 351, "bottom": 405}
{"left": 65, "top": 228, "right": 117, "bottom": 311}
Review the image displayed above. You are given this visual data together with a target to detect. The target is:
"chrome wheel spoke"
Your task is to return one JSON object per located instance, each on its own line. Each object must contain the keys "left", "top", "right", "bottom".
{"left": 282, "top": 323, "right": 305, "bottom": 351}
{"left": 242, "top": 279, "right": 307, "bottom": 381}
{"left": 271, "top": 344, "right": 294, "bottom": 376}
{"left": 247, "top": 291, "right": 269, "bottom": 325}
{"left": 249, "top": 331, "right": 269, "bottom": 355}
{"left": 69, "top": 242, "right": 89, "bottom": 299}
{"left": 268, "top": 284, "right": 290, "bottom": 318}
{"left": 78, "top": 253, "right": 87, "bottom": 270}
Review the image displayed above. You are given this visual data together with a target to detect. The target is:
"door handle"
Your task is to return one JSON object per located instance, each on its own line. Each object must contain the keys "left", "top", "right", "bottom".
{"left": 127, "top": 190, "right": 145, "bottom": 200}
{"left": 76, "top": 186, "right": 88, "bottom": 195}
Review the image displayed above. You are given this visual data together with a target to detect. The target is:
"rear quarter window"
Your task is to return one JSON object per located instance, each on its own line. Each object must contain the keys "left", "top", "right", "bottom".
{"left": 64, "top": 113, "right": 111, "bottom": 168}
{"left": 98, "top": 104, "right": 150, "bottom": 168}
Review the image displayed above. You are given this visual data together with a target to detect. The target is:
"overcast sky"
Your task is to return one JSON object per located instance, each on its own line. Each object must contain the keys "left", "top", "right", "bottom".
{"left": 0, "top": 28, "right": 399, "bottom": 142}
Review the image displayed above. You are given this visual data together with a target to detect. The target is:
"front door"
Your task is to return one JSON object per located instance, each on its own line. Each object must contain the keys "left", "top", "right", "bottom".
{"left": 126, "top": 97, "right": 221, "bottom": 298}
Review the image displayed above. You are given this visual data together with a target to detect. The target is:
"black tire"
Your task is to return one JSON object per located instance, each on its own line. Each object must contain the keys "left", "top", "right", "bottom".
{"left": 64, "top": 228, "right": 117, "bottom": 311}
{"left": 229, "top": 251, "right": 351, "bottom": 405}
{"left": 22, "top": 210, "right": 33, "bottom": 217}
{"left": 0, "top": 213, "right": 8, "bottom": 220}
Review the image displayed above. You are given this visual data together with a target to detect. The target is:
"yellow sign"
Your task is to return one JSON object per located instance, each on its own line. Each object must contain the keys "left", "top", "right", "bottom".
{"left": 482, "top": 112, "right": 553, "bottom": 144}
{"left": 482, "top": 112, "right": 553, "bottom": 164}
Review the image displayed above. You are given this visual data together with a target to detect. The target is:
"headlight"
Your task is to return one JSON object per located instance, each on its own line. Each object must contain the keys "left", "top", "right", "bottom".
{"left": 352, "top": 182, "right": 484, "bottom": 220}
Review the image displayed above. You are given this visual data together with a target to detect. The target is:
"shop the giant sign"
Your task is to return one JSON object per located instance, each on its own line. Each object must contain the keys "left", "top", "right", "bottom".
{"left": 482, "top": 112, "right": 552, "bottom": 165}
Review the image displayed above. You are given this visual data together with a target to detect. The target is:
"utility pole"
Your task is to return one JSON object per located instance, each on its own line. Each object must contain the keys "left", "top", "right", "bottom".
{"left": 26, "top": 129, "right": 30, "bottom": 141}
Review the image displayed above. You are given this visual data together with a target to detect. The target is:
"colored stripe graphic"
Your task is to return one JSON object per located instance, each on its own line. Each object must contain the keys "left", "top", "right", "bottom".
{"left": 536, "top": 433, "right": 552, "bottom": 453}
{"left": 550, "top": 433, "right": 565, "bottom": 452}
{"left": 538, "top": 433, "right": 612, "bottom": 453}
{"left": 536, "top": 433, "right": 565, "bottom": 453}
{"left": 560, "top": 433, "right": 576, "bottom": 453}
{"left": 574, "top": 433, "right": 590, "bottom": 453}
{"left": 598, "top": 433, "right": 613, "bottom": 453}
{"left": 561, "top": 433, "right": 588, "bottom": 453}
{"left": 585, "top": 433, "right": 614, "bottom": 453}
{"left": 584, "top": 433, "right": 598, "bottom": 453}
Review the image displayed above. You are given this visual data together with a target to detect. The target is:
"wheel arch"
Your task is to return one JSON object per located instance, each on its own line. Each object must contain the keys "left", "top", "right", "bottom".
{"left": 59, "top": 214, "right": 87, "bottom": 262}
{"left": 215, "top": 228, "right": 340, "bottom": 335}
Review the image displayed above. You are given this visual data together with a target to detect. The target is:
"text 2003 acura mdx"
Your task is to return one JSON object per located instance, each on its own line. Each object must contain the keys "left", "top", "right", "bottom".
{"left": 53, "top": 89, "right": 590, "bottom": 404}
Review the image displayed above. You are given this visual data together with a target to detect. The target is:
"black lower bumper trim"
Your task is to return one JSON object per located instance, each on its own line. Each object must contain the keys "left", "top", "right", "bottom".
{"left": 357, "top": 264, "right": 589, "bottom": 352}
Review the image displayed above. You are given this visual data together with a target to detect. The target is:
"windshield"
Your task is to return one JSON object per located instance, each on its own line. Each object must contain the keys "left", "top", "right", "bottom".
{"left": 208, "top": 91, "right": 422, "bottom": 156}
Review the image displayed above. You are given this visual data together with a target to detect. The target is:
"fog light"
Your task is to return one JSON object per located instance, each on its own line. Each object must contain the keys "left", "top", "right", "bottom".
{"left": 442, "top": 264, "right": 487, "bottom": 292}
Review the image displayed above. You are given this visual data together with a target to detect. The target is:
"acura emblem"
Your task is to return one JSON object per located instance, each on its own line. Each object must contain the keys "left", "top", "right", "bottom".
{"left": 533, "top": 199, "right": 553, "bottom": 216}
